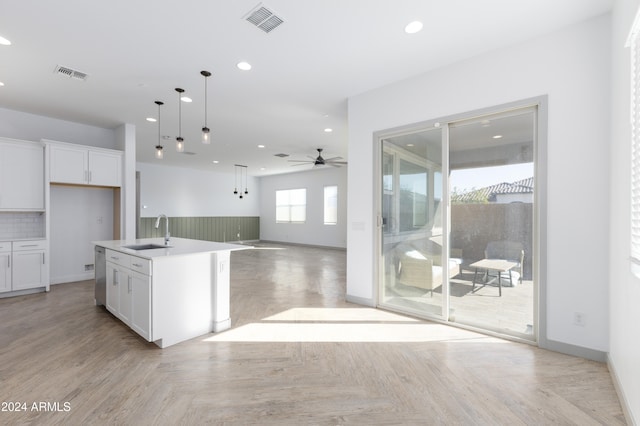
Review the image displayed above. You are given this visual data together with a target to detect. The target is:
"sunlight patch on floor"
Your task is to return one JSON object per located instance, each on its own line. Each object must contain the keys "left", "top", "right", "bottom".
{"left": 203, "top": 308, "right": 509, "bottom": 343}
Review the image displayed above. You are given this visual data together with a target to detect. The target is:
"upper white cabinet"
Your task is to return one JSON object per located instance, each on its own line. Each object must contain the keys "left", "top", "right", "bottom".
{"left": 0, "top": 138, "right": 45, "bottom": 210}
{"left": 49, "top": 142, "right": 122, "bottom": 187}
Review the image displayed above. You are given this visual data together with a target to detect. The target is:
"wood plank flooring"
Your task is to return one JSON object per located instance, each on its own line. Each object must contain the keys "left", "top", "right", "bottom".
{"left": 0, "top": 243, "right": 626, "bottom": 425}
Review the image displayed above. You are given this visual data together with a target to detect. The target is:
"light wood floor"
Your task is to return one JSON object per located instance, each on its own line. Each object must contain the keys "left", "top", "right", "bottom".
{"left": 0, "top": 243, "right": 626, "bottom": 425}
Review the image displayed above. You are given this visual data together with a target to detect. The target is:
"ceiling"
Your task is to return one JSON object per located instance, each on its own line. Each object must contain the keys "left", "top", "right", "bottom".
{"left": 0, "top": 0, "right": 612, "bottom": 176}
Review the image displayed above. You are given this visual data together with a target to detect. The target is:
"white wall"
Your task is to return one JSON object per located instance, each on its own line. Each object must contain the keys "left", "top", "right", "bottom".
{"left": 137, "top": 162, "right": 259, "bottom": 217}
{"left": 610, "top": 0, "right": 640, "bottom": 423}
{"left": 50, "top": 186, "right": 114, "bottom": 283}
{"left": 259, "top": 167, "right": 348, "bottom": 248}
{"left": 347, "top": 15, "right": 611, "bottom": 352}
{"left": 0, "top": 107, "right": 116, "bottom": 149}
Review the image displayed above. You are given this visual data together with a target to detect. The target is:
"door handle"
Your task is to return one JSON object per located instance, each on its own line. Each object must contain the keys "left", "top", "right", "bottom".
{"left": 128, "top": 276, "right": 132, "bottom": 293}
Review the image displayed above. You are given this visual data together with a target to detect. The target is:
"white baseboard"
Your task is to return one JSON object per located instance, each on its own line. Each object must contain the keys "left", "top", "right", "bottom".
{"left": 50, "top": 272, "right": 94, "bottom": 285}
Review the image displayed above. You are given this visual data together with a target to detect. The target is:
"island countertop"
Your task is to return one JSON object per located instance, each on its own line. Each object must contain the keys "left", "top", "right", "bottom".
{"left": 92, "top": 237, "right": 250, "bottom": 260}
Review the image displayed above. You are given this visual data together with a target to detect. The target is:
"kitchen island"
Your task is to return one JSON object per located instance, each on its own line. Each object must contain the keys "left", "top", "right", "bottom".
{"left": 93, "top": 237, "right": 248, "bottom": 348}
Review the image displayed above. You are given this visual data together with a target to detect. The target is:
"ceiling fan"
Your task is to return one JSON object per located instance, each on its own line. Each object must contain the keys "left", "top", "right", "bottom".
{"left": 287, "top": 148, "right": 347, "bottom": 167}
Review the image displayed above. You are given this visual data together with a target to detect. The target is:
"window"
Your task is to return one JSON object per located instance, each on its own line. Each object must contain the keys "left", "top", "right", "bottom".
{"left": 324, "top": 185, "right": 338, "bottom": 225}
{"left": 276, "top": 188, "right": 306, "bottom": 223}
{"left": 629, "top": 15, "right": 640, "bottom": 266}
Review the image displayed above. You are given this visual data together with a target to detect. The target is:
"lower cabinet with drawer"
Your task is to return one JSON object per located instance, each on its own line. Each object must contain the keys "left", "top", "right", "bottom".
{"left": 0, "top": 240, "right": 47, "bottom": 294}
{"left": 106, "top": 249, "right": 151, "bottom": 340}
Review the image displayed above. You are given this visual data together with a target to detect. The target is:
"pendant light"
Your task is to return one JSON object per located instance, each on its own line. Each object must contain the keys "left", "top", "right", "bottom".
{"left": 201, "top": 70, "right": 211, "bottom": 144}
{"left": 233, "top": 165, "right": 238, "bottom": 195}
{"left": 154, "top": 100, "right": 164, "bottom": 160}
{"left": 234, "top": 165, "right": 248, "bottom": 199}
{"left": 244, "top": 166, "right": 248, "bottom": 195}
{"left": 175, "top": 88, "right": 185, "bottom": 152}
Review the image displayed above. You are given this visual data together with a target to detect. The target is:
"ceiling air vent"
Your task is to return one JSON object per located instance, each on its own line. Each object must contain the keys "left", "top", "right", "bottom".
{"left": 274, "top": 153, "right": 289, "bottom": 158}
{"left": 54, "top": 65, "right": 88, "bottom": 81}
{"left": 244, "top": 3, "right": 284, "bottom": 33}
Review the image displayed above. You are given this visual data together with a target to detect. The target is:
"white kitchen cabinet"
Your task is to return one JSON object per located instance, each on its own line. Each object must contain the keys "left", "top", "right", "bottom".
{"left": 11, "top": 240, "right": 47, "bottom": 291}
{"left": 0, "top": 243, "right": 11, "bottom": 293}
{"left": 106, "top": 262, "right": 120, "bottom": 314}
{"left": 105, "top": 250, "right": 151, "bottom": 340}
{"left": 0, "top": 138, "right": 45, "bottom": 210}
{"left": 130, "top": 270, "right": 151, "bottom": 340}
{"left": 49, "top": 142, "right": 122, "bottom": 187}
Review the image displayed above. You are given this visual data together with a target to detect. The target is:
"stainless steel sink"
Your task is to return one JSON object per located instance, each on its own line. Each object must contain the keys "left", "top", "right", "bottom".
{"left": 122, "top": 244, "right": 171, "bottom": 250}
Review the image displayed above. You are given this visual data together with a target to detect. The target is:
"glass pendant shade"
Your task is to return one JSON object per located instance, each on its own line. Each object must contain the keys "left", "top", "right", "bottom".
{"left": 202, "top": 127, "right": 210, "bottom": 144}
{"left": 155, "top": 145, "right": 164, "bottom": 159}
{"left": 176, "top": 137, "right": 184, "bottom": 153}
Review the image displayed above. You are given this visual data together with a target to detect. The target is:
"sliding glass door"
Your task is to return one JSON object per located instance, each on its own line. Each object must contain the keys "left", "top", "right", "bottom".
{"left": 378, "top": 105, "right": 537, "bottom": 341}
{"left": 379, "top": 126, "right": 445, "bottom": 319}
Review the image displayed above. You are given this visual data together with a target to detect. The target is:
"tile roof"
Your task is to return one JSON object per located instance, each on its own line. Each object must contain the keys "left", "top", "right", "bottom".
{"left": 452, "top": 177, "right": 534, "bottom": 203}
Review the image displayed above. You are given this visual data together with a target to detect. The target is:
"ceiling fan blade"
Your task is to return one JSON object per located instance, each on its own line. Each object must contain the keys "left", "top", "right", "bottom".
{"left": 287, "top": 159, "right": 313, "bottom": 163}
{"left": 323, "top": 156, "right": 343, "bottom": 161}
{"left": 327, "top": 161, "right": 348, "bottom": 165}
{"left": 328, "top": 163, "right": 342, "bottom": 168}
{"left": 291, "top": 162, "right": 312, "bottom": 166}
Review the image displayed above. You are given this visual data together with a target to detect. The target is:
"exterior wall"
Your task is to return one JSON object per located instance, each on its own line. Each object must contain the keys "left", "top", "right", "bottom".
{"left": 347, "top": 15, "right": 611, "bottom": 352}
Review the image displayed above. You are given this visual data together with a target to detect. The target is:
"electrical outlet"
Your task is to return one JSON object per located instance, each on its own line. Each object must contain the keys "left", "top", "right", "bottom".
{"left": 573, "top": 312, "right": 586, "bottom": 327}
{"left": 84, "top": 264, "right": 95, "bottom": 271}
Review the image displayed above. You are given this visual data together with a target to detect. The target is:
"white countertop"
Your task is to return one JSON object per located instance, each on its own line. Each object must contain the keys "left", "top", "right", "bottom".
{"left": 92, "top": 237, "right": 250, "bottom": 259}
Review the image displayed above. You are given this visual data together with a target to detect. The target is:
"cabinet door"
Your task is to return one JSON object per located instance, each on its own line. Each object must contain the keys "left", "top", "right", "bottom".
{"left": 12, "top": 250, "right": 45, "bottom": 290}
{"left": 106, "top": 262, "right": 120, "bottom": 315}
{"left": 88, "top": 151, "right": 121, "bottom": 187}
{"left": 0, "top": 253, "right": 11, "bottom": 293}
{"left": 0, "top": 142, "right": 45, "bottom": 210}
{"left": 130, "top": 270, "right": 151, "bottom": 340}
{"left": 50, "top": 144, "right": 88, "bottom": 184}
{"left": 118, "top": 271, "right": 133, "bottom": 325}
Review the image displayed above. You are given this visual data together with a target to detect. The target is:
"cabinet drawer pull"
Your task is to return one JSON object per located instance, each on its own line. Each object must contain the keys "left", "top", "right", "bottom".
{"left": 132, "top": 263, "right": 142, "bottom": 268}
{"left": 110, "top": 256, "right": 119, "bottom": 260}
{"left": 20, "top": 244, "right": 38, "bottom": 248}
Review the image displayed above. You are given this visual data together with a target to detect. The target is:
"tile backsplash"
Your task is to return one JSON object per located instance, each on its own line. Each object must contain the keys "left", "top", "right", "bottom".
{"left": 0, "top": 212, "right": 46, "bottom": 240}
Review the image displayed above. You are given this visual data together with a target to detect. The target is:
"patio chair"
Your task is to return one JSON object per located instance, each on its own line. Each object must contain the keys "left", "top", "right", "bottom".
{"left": 484, "top": 240, "right": 524, "bottom": 284}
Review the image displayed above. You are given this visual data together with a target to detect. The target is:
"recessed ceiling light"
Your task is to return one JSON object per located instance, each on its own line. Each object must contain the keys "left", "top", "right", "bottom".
{"left": 237, "top": 61, "right": 252, "bottom": 71}
{"left": 146, "top": 117, "right": 157, "bottom": 122}
{"left": 212, "top": 160, "right": 219, "bottom": 164}
{"left": 0, "top": 82, "right": 4, "bottom": 87}
{"left": 260, "top": 167, "right": 266, "bottom": 171}
{"left": 406, "top": 143, "right": 414, "bottom": 147}
{"left": 257, "top": 144, "right": 265, "bottom": 148}
{"left": 181, "top": 96, "right": 192, "bottom": 103}
{"left": 493, "top": 135, "right": 503, "bottom": 139}
{"left": 0, "top": 35, "right": 11, "bottom": 46}
{"left": 324, "top": 128, "right": 333, "bottom": 133}
{"left": 481, "top": 120, "right": 491, "bottom": 127}
{"left": 404, "top": 21, "right": 423, "bottom": 34}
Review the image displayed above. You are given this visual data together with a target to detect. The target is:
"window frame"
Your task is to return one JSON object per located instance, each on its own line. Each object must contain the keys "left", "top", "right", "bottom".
{"left": 323, "top": 185, "right": 338, "bottom": 225}
{"left": 275, "top": 188, "right": 307, "bottom": 224}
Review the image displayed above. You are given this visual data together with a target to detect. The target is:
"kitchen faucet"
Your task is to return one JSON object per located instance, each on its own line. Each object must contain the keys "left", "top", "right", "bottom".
{"left": 155, "top": 214, "right": 170, "bottom": 245}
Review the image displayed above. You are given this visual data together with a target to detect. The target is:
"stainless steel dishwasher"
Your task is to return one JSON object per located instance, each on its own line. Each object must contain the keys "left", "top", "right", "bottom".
{"left": 94, "top": 246, "right": 106, "bottom": 306}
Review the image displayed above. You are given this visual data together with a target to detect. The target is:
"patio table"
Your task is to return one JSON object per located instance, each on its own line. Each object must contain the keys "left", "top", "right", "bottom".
{"left": 470, "top": 259, "right": 518, "bottom": 297}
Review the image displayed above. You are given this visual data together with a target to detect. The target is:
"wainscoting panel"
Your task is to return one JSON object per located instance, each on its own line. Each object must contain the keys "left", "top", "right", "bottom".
{"left": 138, "top": 216, "right": 259, "bottom": 242}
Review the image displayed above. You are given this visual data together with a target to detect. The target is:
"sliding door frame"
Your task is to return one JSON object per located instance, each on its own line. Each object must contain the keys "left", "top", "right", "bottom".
{"left": 373, "top": 96, "right": 548, "bottom": 346}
